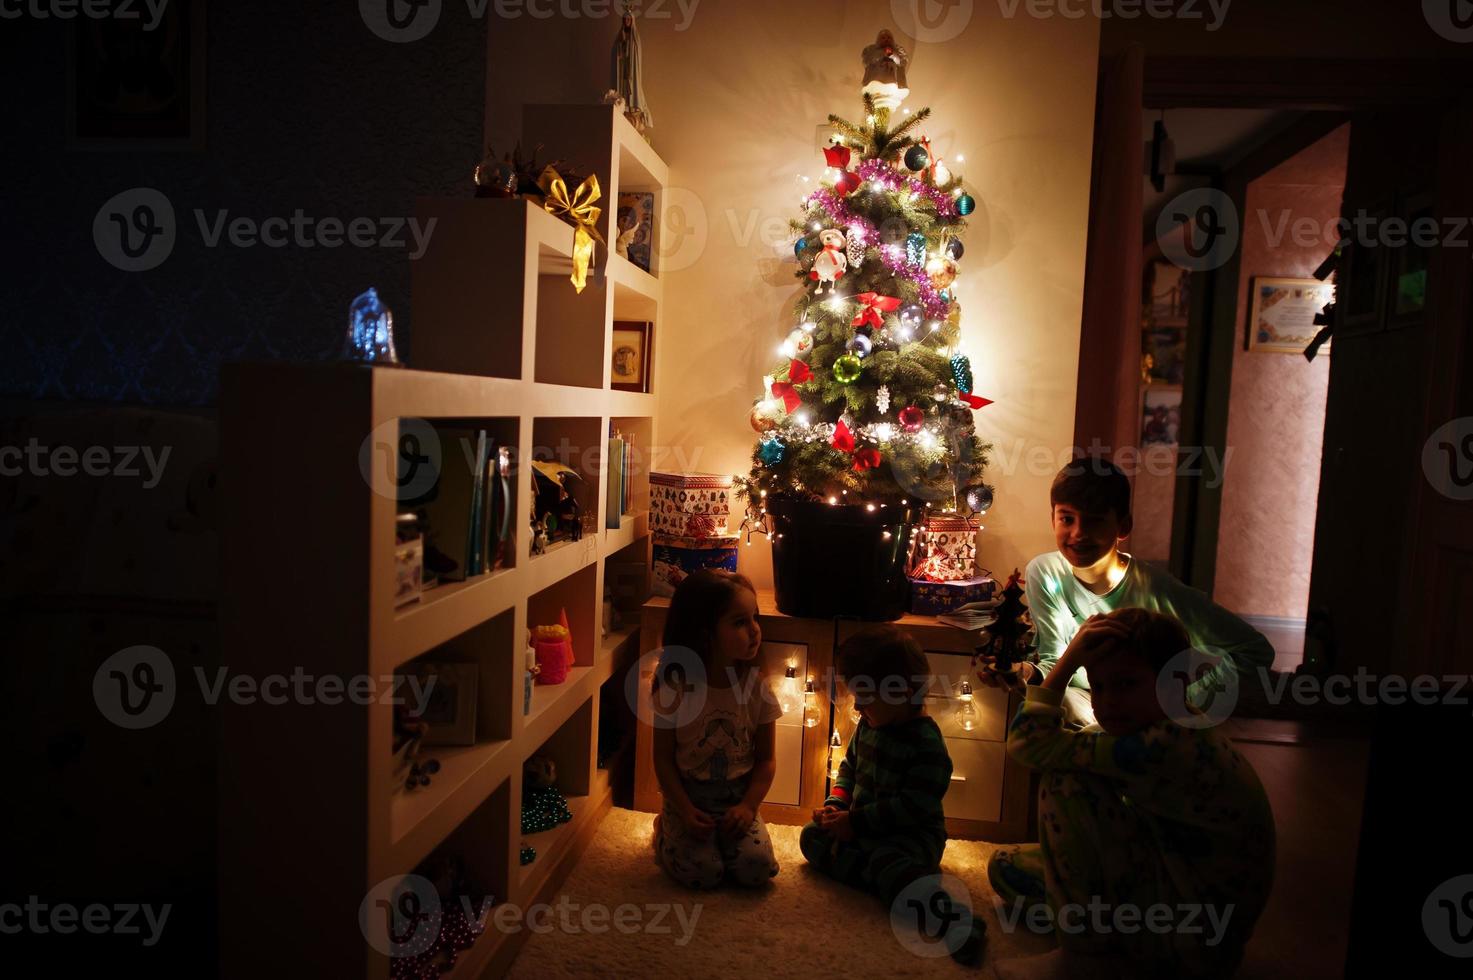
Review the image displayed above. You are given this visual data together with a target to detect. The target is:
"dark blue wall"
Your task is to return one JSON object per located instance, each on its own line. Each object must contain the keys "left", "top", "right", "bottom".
{"left": 2, "top": 0, "right": 488, "bottom": 406}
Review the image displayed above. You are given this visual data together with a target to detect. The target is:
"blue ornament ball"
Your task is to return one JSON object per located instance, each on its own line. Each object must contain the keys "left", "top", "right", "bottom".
{"left": 758, "top": 437, "right": 786, "bottom": 466}
{"left": 946, "top": 238, "right": 964, "bottom": 261}
{"left": 795, "top": 237, "right": 809, "bottom": 257}
{"left": 956, "top": 194, "right": 976, "bottom": 217}
{"left": 904, "top": 144, "right": 930, "bottom": 171}
{"left": 846, "top": 334, "right": 873, "bottom": 359}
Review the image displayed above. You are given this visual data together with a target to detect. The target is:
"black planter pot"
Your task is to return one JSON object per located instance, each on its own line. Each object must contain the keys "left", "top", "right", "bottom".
{"left": 768, "top": 498, "right": 921, "bottom": 621}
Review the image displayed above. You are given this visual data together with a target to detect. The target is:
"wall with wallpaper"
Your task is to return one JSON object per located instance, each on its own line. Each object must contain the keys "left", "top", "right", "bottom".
{"left": 2, "top": 1, "right": 487, "bottom": 407}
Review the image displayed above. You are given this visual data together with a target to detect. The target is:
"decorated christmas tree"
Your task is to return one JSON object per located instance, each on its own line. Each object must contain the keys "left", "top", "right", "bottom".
{"left": 737, "top": 31, "right": 994, "bottom": 532}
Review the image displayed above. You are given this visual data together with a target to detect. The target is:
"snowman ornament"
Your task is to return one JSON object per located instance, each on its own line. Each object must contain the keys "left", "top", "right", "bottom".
{"left": 809, "top": 228, "right": 848, "bottom": 293}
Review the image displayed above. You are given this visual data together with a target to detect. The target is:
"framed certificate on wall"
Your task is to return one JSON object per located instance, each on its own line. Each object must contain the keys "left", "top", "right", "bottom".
{"left": 1247, "top": 276, "right": 1336, "bottom": 355}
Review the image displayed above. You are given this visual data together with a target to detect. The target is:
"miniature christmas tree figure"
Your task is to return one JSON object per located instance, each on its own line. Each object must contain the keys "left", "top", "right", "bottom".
{"left": 974, "top": 569, "right": 1034, "bottom": 679}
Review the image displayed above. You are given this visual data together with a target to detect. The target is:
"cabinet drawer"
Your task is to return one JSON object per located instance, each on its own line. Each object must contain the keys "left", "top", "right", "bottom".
{"left": 943, "top": 737, "right": 1006, "bottom": 823}
{"left": 763, "top": 642, "right": 807, "bottom": 806}
{"left": 923, "top": 650, "right": 1009, "bottom": 741}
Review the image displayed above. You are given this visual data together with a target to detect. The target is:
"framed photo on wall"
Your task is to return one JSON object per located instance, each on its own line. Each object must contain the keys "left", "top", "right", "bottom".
{"left": 1247, "top": 277, "right": 1336, "bottom": 355}
{"left": 611, "top": 321, "right": 652, "bottom": 393}
{"left": 1140, "top": 385, "right": 1182, "bottom": 448}
{"left": 66, "top": 0, "right": 207, "bottom": 150}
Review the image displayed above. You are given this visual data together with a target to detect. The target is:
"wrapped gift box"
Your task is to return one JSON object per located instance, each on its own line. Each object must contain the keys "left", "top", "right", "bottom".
{"left": 652, "top": 533, "right": 740, "bottom": 597}
{"left": 909, "top": 575, "right": 996, "bottom": 616}
{"left": 909, "top": 515, "right": 978, "bottom": 580}
{"left": 649, "top": 472, "right": 733, "bottom": 538}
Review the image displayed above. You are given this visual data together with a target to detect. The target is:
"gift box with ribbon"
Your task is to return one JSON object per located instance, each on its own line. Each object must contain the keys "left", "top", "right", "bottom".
{"left": 649, "top": 472, "right": 732, "bottom": 539}
{"left": 652, "top": 533, "right": 740, "bottom": 597}
{"left": 908, "top": 515, "right": 979, "bottom": 583}
{"left": 909, "top": 575, "right": 996, "bottom": 616}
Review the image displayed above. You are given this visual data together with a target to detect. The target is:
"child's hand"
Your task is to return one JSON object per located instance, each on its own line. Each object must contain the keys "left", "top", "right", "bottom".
{"left": 975, "top": 656, "right": 1035, "bottom": 690}
{"left": 719, "top": 802, "right": 757, "bottom": 838}
{"left": 811, "top": 804, "right": 839, "bottom": 822}
{"left": 678, "top": 801, "right": 717, "bottom": 839}
{"left": 1062, "top": 614, "right": 1131, "bottom": 671}
{"left": 818, "top": 808, "right": 856, "bottom": 842}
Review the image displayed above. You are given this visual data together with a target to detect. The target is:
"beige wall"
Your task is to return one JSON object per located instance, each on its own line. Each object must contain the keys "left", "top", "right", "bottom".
{"left": 1212, "top": 123, "right": 1348, "bottom": 619}
{"left": 488, "top": 3, "right": 1101, "bottom": 587}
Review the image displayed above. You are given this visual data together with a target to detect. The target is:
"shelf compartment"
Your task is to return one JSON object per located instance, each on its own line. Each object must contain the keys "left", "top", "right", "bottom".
{"left": 609, "top": 255, "right": 660, "bottom": 320}
{"left": 534, "top": 269, "right": 608, "bottom": 389}
{"left": 529, "top": 416, "right": 603, "bottom": 557}
{"left": 427, "top": 779, "right": 513, "bottom": 980}
{"left": 411, "top": 199, "right": 572, "bottom": 380}
{"left": 517, "top": 698, "right": 596, "bottom": 894}
{"left": 606, "top": 415, "right": 652, "bottom": 529}
{"left": 388, "top": 607, "right": 518, "bottom": 867}
{"left": 527, "top": 561, "right": 597, "bottom": 670}
{"left": 380, "top": 415, "right": 520, "bottom": 670}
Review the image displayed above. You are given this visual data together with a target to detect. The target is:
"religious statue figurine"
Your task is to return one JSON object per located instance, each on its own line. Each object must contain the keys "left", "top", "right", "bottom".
{"left": 611, "top": 2, "right": 654, "bottom": 134}
{"left": 861, "top": 30, "right": 910, "bottom": 110}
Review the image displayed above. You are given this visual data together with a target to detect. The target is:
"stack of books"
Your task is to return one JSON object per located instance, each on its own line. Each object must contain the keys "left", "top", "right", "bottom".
{"left": 407, "top": 427, "right": 512, "bottom": 587}
{"left": 606, "top": 425, "right": 636, "bottom": 528}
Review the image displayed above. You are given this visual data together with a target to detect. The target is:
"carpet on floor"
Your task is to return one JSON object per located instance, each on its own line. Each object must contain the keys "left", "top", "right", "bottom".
{"left": 508, "top": 807, "right": 1052, "bottom": 978}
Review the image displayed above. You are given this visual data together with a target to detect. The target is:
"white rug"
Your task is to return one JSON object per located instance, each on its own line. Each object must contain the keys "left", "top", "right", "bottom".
{"left": 508, "top": 807, "right": 1051, "bottom": 977}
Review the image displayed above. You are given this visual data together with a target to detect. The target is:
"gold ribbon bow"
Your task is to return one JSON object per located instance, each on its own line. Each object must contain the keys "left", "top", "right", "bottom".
{"left": 537, "top": 166, "right": 605, "bottom": 293}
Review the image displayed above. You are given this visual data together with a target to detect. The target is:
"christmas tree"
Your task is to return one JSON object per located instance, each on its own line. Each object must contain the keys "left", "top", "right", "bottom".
{"left": 737, "top": 32, "right": 993, "bottom": 526}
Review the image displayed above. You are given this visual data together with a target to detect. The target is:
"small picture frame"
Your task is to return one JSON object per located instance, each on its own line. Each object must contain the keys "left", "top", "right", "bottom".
{"left": 66, "top": 0, "right": 208, "bottom": 151}
{"left": 611, "top": 320, "right": 652, "bottom": 393}
{"left": 400, "top": 662, "right": 478, "bottom": 746}
{"left": 1247, "top": 277, "right": 1336, "bottom": 355}
{"left": 615, "top": 192, "right": 655, "bottom": 273}
{"left": 1140, "top": 385, "right": 1182, "bottom": 448}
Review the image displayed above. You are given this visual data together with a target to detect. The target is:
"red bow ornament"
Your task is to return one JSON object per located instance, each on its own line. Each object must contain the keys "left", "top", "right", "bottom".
{"left": 824, "top": 145, "right": 862, "bottom": 196}
{"left": 852, "top": 447, "right": 882, "bottom": 471}
{"left": 771, "top": 359, "right": 813, "bottom": 413}
{"left": 831, "top": 418, "right": 855, "bottom": 453}
{"left": 851, "top": 292, "right": 902, "bottom": 329}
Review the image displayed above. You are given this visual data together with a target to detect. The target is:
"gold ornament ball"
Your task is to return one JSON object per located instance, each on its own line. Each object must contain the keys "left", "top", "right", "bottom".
{"left": 926, "top": 255, "right": 958, "bottom": 290}
{"left": 750, "top": 404, "right": 777, "bottom": 433}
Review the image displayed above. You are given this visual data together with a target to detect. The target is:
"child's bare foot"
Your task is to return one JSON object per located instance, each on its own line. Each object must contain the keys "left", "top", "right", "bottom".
{"left": 993, "top": 949, "right": 1127, "bottom": 980}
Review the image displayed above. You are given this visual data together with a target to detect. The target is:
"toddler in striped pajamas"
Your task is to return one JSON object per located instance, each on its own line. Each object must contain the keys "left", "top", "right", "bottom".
{"left": 800, "top": 624, "right": 987, "bottom": 965}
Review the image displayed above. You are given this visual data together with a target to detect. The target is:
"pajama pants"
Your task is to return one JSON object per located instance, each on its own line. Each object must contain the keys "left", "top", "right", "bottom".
{"left": 987, "top": 771, "right": 1253, "bottom": 979}
{"left": 800, "top": 820, "right": 985, "bottom": 956}
{"left": 654, "top": 776, "right": 778, "bottom": 889}
{"left": 798, "top": 821, "right": 945, "bottom": 903}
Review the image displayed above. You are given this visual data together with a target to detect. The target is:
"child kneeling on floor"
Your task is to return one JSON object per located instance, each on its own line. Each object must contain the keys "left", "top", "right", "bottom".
{"left": 801, "top": 625, "right": 987, "bottom": 965}
{"left": 651, "top": 569, "right": 780, "bottom": 889}
{"left": 990, "top": 608, "right": 1275, "bottom": 980}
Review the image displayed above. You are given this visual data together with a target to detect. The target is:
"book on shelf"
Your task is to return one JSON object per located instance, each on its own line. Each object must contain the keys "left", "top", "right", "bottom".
{"left": 466, "top": 430, "right": 488, "bottom": 576}
{"left": 623, "top": 429, "right": 634, "bottom": 515}
{"left": 485, "top": 445, "right": 512, "bottom": 571}
{"left": 417, "top": 426, "right": 478, "bottom": 583}
{"left": 606, "top": 427, "right": 625, "bottom": 529}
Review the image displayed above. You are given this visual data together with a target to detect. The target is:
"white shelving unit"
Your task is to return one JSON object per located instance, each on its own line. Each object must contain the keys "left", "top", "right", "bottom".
{"left": 220, "top": 104, "right": 666, "bottom": 980}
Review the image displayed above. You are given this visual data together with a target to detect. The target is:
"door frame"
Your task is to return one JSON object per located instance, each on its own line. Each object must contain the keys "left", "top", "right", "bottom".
{"left": 1126, "top": 57, "right": 1470, "bottom": 594}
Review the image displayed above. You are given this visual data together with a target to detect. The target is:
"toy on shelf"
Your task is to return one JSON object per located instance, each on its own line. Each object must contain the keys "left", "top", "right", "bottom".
{"left": 521, "top": 755, "right": 574, "bottom": 835}
{"left": 531, "top": 614, "right": 574, "bottom": 685}
{"left": 531, "top": 459, "right": 584, "bottom": 548}
{"left": 387, "top": 855, "right": 491, "bottom": 980}
{"left": 391, "top": 703, "right": 440, "bottom": 795}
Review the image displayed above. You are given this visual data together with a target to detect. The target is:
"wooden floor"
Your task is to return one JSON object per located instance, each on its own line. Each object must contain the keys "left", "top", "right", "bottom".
{"left": 1233, "top": 724, "right": 1370, "bottom": 979}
